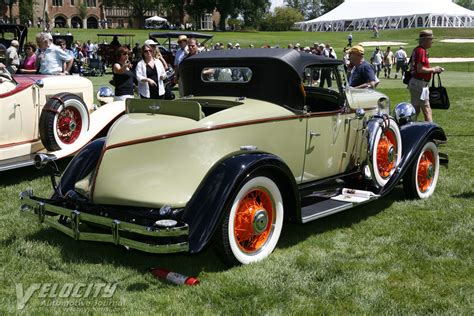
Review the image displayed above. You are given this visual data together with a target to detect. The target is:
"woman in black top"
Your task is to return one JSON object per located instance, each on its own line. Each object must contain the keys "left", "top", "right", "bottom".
{"left": 112, "top": 46, "right": 134, "bottom": 101}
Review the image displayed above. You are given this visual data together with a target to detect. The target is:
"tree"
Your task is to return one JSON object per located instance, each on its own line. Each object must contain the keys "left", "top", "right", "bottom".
{"left": 214, "top": 0, "right": 238, "bottom": 30}
{"left": 320, "top": 0, "right": 343, "bottom": 14}
{"left": 456, "top": 0, "right": 474, "bottom": 10}
{"left": 285, "top": 0, "right": 321, "bottom": 20}
{"left": 77, "top": 1, "right": 88, "bottom": 21}
{"left": 238, "top": 0, "right": 270, "bottom": 28}
{"left": 162, "top": 0, "right": 190, "bottom": 25}
{"left": 259, "top": 6, "right": 303, "bottom": 31}
{"left": 185, "top": 0, "right": 214, "bottom": 29}
{"left": 107, "top": 0, "right": 164, "bottom": 29}
{"left": 19, "top": 0, "right": 34, "bottom": 24}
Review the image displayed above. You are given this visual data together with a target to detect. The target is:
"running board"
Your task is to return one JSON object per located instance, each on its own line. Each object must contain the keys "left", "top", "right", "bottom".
{"left": 301, "top": 188, "right": 379, "bottom": 223}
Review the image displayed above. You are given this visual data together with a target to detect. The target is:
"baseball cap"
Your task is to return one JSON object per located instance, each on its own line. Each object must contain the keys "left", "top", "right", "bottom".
{"left": 349, "top": 45, "right": 365, "bottom": 55}
{"left": 144, "top": 39, "right": 158, "bottom": 46}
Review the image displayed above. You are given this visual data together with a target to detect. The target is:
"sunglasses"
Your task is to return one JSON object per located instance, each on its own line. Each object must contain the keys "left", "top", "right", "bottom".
{"left": 144, "top": 49, "right": 152, "bottom": 53}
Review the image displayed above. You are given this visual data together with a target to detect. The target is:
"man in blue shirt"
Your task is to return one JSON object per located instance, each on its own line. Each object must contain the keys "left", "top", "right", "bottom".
{"left": 36, "top": 32, "right": 73, "bottom": 75}
{"left": 174, "top": 35, "right": 188, "bottom": 70}
{"left": 174, "top": 35, "right": 188, "bottom": 96}
{"left": 348, "top": 45, "right": 376, "bottom": 89}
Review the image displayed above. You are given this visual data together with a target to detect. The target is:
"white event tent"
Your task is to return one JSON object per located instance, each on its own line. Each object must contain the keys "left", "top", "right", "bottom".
{"left": 297, "top": 0, "right": 474, "bottom": 32}
{"left": 145, "top": 16, "right": 168, "bottom": 23}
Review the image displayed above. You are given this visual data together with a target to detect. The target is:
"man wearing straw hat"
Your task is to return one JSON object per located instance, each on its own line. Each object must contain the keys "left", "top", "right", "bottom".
{"left": 408, "top": 29, "right": 444, "bottom": 122}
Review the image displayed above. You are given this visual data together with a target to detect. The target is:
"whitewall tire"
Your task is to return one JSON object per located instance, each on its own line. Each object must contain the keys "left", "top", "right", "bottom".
{"left": 371, "top": 118, "right": 402, "bottom": 187}
{"left": 403, "top": 141, "right": 440, "bottom": 199}
{"left": 219, "top": 175, "right": 284, "bottom": 266}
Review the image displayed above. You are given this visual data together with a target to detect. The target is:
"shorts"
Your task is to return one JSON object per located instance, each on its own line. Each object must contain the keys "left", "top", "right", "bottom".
{"left": 384, "top": 63, "right": 393, "bottom": 69}
{"left": 396, "top": 60, "right": 405, "bottom": 72}
{"left": 408, "top": 78, "right": 430, "bottom": 110}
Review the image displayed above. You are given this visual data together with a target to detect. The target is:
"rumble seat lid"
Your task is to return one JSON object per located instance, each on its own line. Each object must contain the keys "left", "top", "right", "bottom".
{"left": 126, "top": 98, "right": 203, "bottom": 121}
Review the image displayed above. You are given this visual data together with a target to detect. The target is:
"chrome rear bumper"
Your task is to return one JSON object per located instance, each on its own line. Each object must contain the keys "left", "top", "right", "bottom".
{"left": 19, "top": 190, "right": 189, "bottom": 254}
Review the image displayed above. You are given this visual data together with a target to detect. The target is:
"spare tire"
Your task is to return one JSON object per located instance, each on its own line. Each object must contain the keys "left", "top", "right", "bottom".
{"left": 39, "top": 93, "right": 90, "bottom": 151}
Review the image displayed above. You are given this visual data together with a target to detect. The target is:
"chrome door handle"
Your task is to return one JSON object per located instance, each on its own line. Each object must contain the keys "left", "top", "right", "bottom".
{"left": 310, "top": 131, "right": 320, "bottom": 137}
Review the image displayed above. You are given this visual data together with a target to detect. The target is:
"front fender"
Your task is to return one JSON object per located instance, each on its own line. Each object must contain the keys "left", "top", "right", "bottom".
{"left": 182, "top": 152, "right": 299, "bottom": 253}
{"left": 379, "top": 122, "right": 447, "bottom": 196}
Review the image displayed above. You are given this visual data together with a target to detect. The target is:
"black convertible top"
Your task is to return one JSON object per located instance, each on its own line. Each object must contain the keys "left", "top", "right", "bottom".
{"left": 188, "top": 48, "right": 342, "bottom": 74}
{"left": 180, "top": 48, "right": 342, "bottom": 110}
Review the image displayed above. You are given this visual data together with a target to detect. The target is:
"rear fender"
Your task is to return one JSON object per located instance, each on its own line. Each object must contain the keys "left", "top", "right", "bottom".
{"left": 182, "top": 152, "right": 299, "bottom": 253}
{"left": 53, "top": 137, "right": 105, "bottom": 199}
{"left": 379, "top": 122, "right": 447, "bottom": 196}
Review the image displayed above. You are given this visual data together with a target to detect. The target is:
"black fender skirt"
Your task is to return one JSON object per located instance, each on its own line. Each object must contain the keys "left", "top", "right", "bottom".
{"left": 53, "top": 137, "right": 106, "bottom": 199}
{"left": 182, "top": 152, "right": 299, "bottom": 253}
{"left": 379, "top": 122, "right": 447, "bottom": 196}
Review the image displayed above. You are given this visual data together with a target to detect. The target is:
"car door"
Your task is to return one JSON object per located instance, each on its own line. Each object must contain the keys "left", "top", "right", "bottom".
{"left": 0, "top": 80, "right": 38, "bottom": 146}
{"left": 301, "top": 65, "right": 363, "bottom": 182}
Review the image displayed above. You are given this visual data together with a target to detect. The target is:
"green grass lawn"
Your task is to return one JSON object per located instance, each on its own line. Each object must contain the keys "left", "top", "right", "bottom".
{"left": 1, "top": 29, "right": 473, "bottom": 314}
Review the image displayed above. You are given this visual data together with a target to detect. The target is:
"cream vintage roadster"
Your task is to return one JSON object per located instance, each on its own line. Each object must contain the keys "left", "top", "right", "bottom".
{"left": 20, "top": 49, "right": 448, "bottom": 266}
{"left": 0, "top": 71, "right": 123, "bottom": 171}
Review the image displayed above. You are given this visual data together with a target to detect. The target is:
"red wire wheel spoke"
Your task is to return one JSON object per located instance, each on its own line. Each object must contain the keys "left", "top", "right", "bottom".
{"left": 56, "top": 107, "right": 82, "bottom": 144}
{"left": 417, "top": 150, "right": 435, "bottom": 193}
{"left": 233, "top": 189, "right": 274, "bottom": 254}
{"left": 376, "top": 129, "right": 398, "bottom": 178}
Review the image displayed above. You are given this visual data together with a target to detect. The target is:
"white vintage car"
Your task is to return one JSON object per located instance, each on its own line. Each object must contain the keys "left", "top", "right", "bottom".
{"left": 0, "top": 70, "right": 123, "bottom": 171}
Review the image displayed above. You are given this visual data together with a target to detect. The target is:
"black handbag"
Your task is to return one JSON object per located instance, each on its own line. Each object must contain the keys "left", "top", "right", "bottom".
{"left": 429, "top": 73, "right": 450, "bottom": 109}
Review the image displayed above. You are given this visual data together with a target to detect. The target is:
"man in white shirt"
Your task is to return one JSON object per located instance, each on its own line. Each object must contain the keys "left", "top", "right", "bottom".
{"left": 394, "top": 46, "right": 408, "bottom": 79}
{"left": 5, "top": 40, "right": 20, "bottom": 74}
{"left": 36, "top": 32, "right": 73, "bottom": 75}
{"left": 371, "top": 47, "right": 383, "bottom": 77}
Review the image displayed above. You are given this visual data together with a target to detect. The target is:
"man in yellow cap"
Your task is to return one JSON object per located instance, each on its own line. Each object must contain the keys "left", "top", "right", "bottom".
{"left": 348, "top": 45, "right": 376, "bottom": 89}
{"left": 407, "top": 29, "right": 444, "bottom": 122}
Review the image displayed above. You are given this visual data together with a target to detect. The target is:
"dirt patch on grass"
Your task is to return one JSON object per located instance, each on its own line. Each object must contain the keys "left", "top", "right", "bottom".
{"left": 440, "top": 39, "right": 474, "bottom": 43}
{"left": 430, "top": 58, "right": 474, "bottom": 63}
{"left": 358, "top": 41, "right": 408, "bottom": 47}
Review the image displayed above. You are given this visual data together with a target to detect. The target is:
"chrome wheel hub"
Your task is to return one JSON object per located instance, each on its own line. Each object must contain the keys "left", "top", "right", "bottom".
{"left": 387, "top": 145, "right": 395, "bottom": 163}
{"left": 427, "top": 163, "right": 434, "bottom": 180}
{"left": 253, "top": 209, "right": 268, "bottom": 234}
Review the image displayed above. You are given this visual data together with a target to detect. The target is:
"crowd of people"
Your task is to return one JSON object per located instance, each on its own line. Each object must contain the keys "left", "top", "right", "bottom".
{"left": 0, "top": 28, "right": 443, "bottom": 121}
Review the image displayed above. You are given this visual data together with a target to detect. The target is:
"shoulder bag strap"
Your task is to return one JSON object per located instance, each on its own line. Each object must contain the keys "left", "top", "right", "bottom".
{"left": 431, "top": 73, "right": 442, "bottom": 88}
{"left": 437, "top": 73, "right": 442, "bottom": 87}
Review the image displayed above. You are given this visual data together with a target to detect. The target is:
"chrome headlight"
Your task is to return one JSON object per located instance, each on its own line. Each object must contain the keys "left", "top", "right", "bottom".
{"left": 394, "top": 102, "right": 416, "bottom": 125}
{"left": 98, "top": 86, "right": 114, "bottom": 98}
{"left": 377, "top": 98, "right": 390, "bottom": 114}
